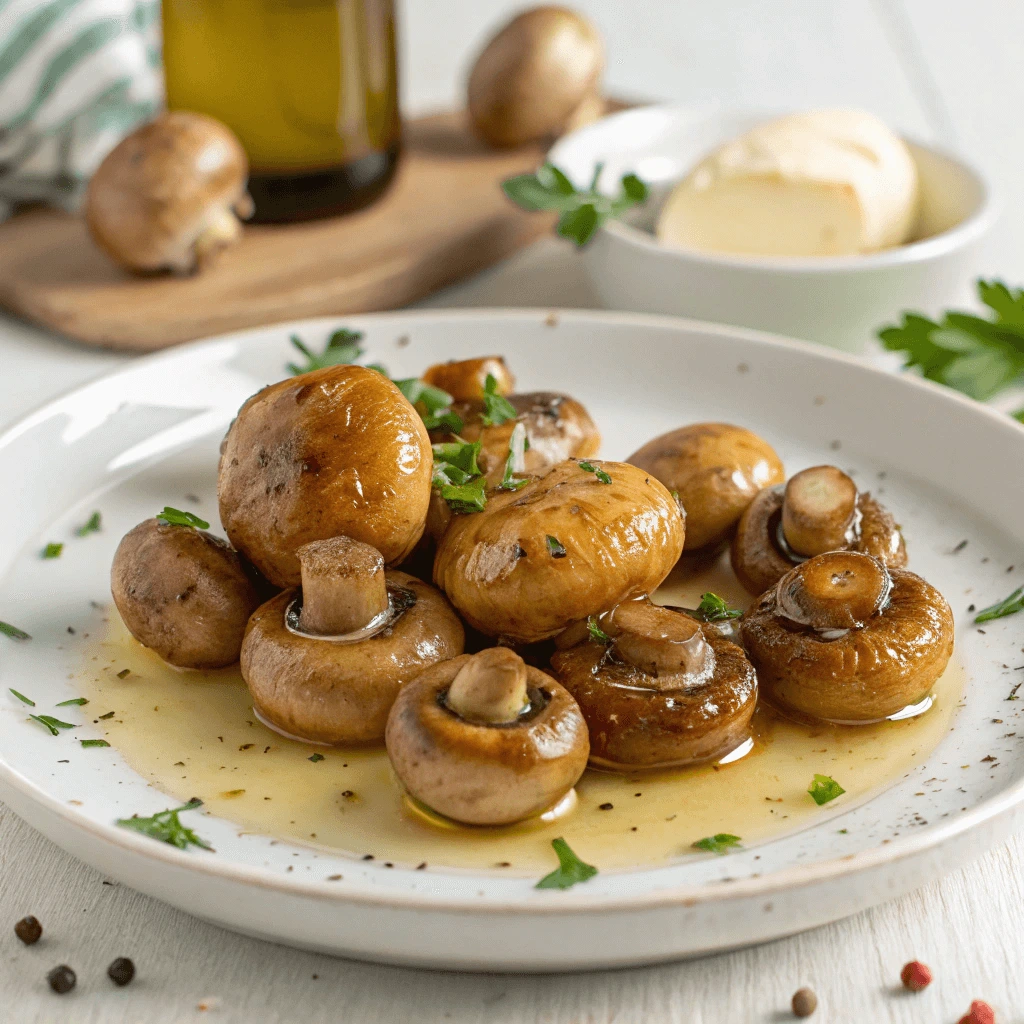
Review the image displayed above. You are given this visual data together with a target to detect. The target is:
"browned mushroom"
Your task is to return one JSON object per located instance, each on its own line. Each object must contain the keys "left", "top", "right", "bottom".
{"left": 434, "top": 459, "right": 684, "bottom": 642}
{"left": 241, "top": 537, "right": 464, "bottom": 745}
{"left": 731, "top": 465, "right": 907, "bottom": 595}
{"left": 421, "top": 357, "right": 515, "bottom": 402}
{"left": 740, "top": 551, "right": 953, "bottom": 723}
{"left": 551, "top": 599, "right": 757, "bottom": 768}
{"left": 385, "top": 648, "right": 589, "bottom": 824}
{"left": 85, "top": 111, "right": 252, "bottom": 274}
{"left": 628, "top": 423, "right": 784, "bottom": 551}
{"left": 219, "top": 364, "right": 432, "bottom": 588}
{"left": 467, "top": 7, "right": 605, "bottom": 149}
{"left": 111, "top": 518, "right": 260, "bottom": 669}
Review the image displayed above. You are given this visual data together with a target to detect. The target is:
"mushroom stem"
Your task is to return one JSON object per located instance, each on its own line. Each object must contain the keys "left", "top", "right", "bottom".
{"left": 775, "top": 551, "right": 892, "bottom": 631}
{"left": 781, "top": 466, "right": 858, "bottom": 557}
{"left": 606, "top": 601, "right": 715, "bottom": 687}
{"left": 192, "top": 204, "right": 244, "bottom": 271}
{"left": 296, "top": 536, "right": 388, "bottom": 636}
{"left": 446, "top": 647, "right": 529, "bottom": 724}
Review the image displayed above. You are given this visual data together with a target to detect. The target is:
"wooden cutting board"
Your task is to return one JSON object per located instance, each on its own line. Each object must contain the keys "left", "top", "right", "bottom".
{"left": 0, "top": 111, "right": 557, "bottom": 351}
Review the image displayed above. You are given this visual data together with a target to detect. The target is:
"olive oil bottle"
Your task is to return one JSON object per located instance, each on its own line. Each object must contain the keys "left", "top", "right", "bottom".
{"left": 162, "top": 0, "right": 400, "bottom": 222}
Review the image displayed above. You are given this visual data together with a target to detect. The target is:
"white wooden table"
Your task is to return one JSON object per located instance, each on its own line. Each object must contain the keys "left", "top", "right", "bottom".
{"left": 2, "top": 1, "right": 1023, "bottom": 1020}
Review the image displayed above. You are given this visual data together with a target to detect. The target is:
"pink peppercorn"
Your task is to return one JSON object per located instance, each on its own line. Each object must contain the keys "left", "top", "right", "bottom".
{"left": 900, "top": 961, "right": 932, "bottom": 992}
{"left": 958, "top": 1000, "right": 995, "bottom": 1024}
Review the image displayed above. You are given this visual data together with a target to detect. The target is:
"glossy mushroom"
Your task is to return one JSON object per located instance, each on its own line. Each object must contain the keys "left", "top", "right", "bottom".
{"left": 731, "top": 465, "right": 907, "bottom": 594}
{"left": 551, "top": 600, "right": 757, "bottom": 768}
{"left": 219, "top": 363, "right": 432, "bottom": 587}
{"left": 85, "top": 111, "right": 252, "bottom": 274}
{"left": 241, "top": 537, "right": 464, "bottom": 745}
{"left": 628, "top": 423, "right": 784, "bottom": 551}
{"left": 740, "top": 551, "right": 954, "bottom": 723}
{"left": 385, "top": 648, "right": 589, "bottom": 825}
{"left": 434, "top": 459, "right": 684, "bottom": 642}
{"left": 421, "top": 356, "right": 515, "bottom": 402}
{"left": 111, "top": 518, "right": 260, "bottom": 669}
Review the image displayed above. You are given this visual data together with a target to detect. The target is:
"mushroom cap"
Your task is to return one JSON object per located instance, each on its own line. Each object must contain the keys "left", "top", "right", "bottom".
{"left": 385, "top": 654, "right": 589, "bottom": 825}
{"left": 110, "top": 518, "right": 260, "bottom": 669}
{"left": 421, "top": 357, "right": 515, "bottom": 402}
{"left": 85, "top": 111, "right": 250, "bottom": 273}
{"left": 551, "top": 614, "right": 757, "bottom": 768}
{"left": 433, "top": 459, "right": 685, "bottom": 642}
{"left": 241, "top": 571, "right": 464, "bottom": 745}
{"left": 740, "top": 557, "right": 953, "bottom": 722}
{"left": 219, "top": 364, "right": 432, "bottom": 587}
{"left": 628, "top": 423, "right": 784, "bottom": 551}
{"left": 467, "top": 6, "right": 604, "bottom": 148}
{"left": 731, "top": 484, "right": 908, "bottom": 596}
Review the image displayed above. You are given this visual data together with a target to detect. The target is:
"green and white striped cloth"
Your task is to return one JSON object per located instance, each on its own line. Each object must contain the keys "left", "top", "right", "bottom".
{"left": 0, "top": 0, "right": 161, "bottom": 219}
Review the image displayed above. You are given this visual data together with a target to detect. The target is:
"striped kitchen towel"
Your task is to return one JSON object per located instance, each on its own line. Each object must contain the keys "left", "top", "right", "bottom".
{"left": 0, "top": 0, "right": 161, "bottom": 220}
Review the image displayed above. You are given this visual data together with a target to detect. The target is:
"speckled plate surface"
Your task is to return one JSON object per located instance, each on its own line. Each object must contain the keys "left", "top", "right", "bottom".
{"left": 0, "top": 310, "right": 1022, "bottom": 971}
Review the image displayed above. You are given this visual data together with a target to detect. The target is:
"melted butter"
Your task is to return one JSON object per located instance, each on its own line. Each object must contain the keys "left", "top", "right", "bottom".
{"left": 78, "top": 553, "right": 962, "bottom": 876}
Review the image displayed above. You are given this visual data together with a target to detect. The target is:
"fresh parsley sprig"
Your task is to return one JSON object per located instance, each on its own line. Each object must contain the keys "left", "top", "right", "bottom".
{"left": 880, "top": 280, "right": 1024, "bottom": 403}
{"left": 693, "top": 593, "right": 743, "bottom": 623}
{"left": 974, "top": 586, "right": 1024, "bottom": 623}
{"left": 502, "top": 162, "right": 649, "bottom": 247}
{"left": 480, "top": 374, "right": 517, "bottom": 427}
{"left": 432, "top": 440, "right": 488, "bottom": 514}
{"left": 156, "top": 507, "right": 210, "bottom": 529}
{"left": 808, "top": 774, "right": 846, "bottom": 806}
{"left": 116, "top": 798, "right": 212, "bottom": 851}
{"left": 287, "top": 328, "right": 365, "bottom": 375}
{"left": 692, "top": 833, "right": 742, "bottom": 855}
{"left": 535, "top": 838, "right": 597, "bottom": 890}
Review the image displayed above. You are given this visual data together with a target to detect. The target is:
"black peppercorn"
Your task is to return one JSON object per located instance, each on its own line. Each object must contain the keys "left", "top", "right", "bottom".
{"left": 14, "top": 915, "right": 42, "bottom": 945}
{"left": 47, "top": 965, "right": 76, "bottom": 994}
{"left": 107, "top": 956, "right": 135, "bottom": 987}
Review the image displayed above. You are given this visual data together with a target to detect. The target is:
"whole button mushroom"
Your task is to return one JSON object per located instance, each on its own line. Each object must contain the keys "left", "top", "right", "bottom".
{"left": 628, "top": 423, "right": 784, "bottom": 552}
{"left": 731, "top": 465, "right": 907, "bottom": 595}
{"left": 385, "top": 648, "right": 589, "bottom": 825}
{"left": 433, "top": 459, "right": 684, "bottom": 643}
{"left": 741, "top": 551, "right": 954, "bottom": 723}
{"left": 421, "top": 356, "right": 516, "bottom": 402}
{"left": 552, "top": 600, "right": 757, "bottom": 768}
{"left": 219, "top": 364, "right": 432, "bottom": 588}
{"left": 241, "top": 537, "right": 464, "bottom": 745}
{"left": 85, "top": 111, "right": 253, "bottom": 274}
{"left": 111, "top": 518, "right": 261, "bottom": 669}
{"left": 467, "top": 6, "right": 605, "bottom": 149}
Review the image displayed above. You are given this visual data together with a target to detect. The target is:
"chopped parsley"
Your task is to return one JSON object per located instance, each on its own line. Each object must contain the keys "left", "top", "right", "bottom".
{"left": 81, "top": 739, "right": 110, "bottom": 748}
{"left": 808, "top": 774, "right": 846, "bottom": 806}
{"left": 156, "top": 506, "right": 209, "bottom": 529}
{"left": 433, "top": 440, "right": 488, "bottom": 514}
{"left": 535, "top": 838, "right": 598, "bottom": 890}
{"left": 116, "top": 798, "right": 212, "bottom": 851}
{"left": 393, "top": 378, "right": 454, "bottom": 417}
{"left": 693, "top": 593, "right": 743, "bottom": 623}
{"left": 75, "top": 511, "right": 102, "bottom": 536}
{"left": 55, "top": 697, "right": 88, "bottom": 707}
{"left": 287, "top": 328, "right": 365, "bottom": 375}
{"left": 480, "top": 373, "right": 517, "bottom": 427}
{"left": 308, "top": 753, "right": 325, "bottom": 763}
{"left": 546, "top": 535, "right": 567, "bottom": 558}
{"left": 29, "top": 715, "right": 75, "bottom": 736}
{"left": 578, "top": 460, "right": 612, "bottom": 484}
{"left": 974, "top": 586, "right": 1024, "bottom": 623}
{"left": 9, "top": 689, "right": 34, "bottom": 706}
{"left": 41, "top": 542, "right": 63, "bottom": 559}
{"left": 692, "top": 833, "right": 742, "bottom": 855}
{"left": 436, "top": 476, "right": 488, "bottom": 514}
{"left": 497, "top": 422, "right": 530, "bottom": 492}
{"left": 587, "top": 617, "right": 610, "bottom": 643}
{"left": 0, "top": 620, "right": 30, "bottom": 640}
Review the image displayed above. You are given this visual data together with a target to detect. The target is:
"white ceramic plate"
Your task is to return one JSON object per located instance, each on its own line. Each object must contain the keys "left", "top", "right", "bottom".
{"left": 1, "top": 309, "right": 1022, "bottom": 972}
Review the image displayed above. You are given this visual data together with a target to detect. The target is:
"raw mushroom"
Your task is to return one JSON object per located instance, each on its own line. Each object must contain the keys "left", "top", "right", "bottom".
{"left": 731, "top": 465, "right": 907, "bottom": 595}
{"left": 628, "top": 423, "right": 784, "bottom": 551}
{"left": 85, "top": 111, "right": 252, "bottom": 274}
{"left": 219, "top": 364, "right": 432, "bottom": 587}
{"left": 385, "top": 648, "right": 589, "bottom": 825}
{"left": 551, "top": 600, "right": 757, "bottom": 768}
{"left": 433, "top": 459, "right": 684, "bottom": 642}
{"left": 110, "top": 518, "right": 260, "bottom": 669}
{"left": 467, "top": 6, "right": 605, "bottom": 149}
{"left": 241, "top": 537, "right": 464, "bottom": 745}
{"left": 741, "top": 551, "right": 954, "bottom": 723}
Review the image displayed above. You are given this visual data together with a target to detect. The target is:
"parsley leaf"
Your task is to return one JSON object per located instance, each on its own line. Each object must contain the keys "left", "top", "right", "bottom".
{"left": 693, "top": 593, "right": 743, "bottom": 623}
{"left": 29, "top": 714, "right": 75, "bottom": 736}
{"left": 578, "top": 460, "right": 612, "bottom": 484}
{"left": 116, "top": 798, "right": 212, "bottom": 851}
{"left": 393, "top": 378, "right": 454, "bottom": 417}
{"left": 808, "top": 774, "right": 846, "bottom": 806}
{"left": 503, "top": 162, "right": 649, "bottom": 247}
{"left": 81, "top": 739, "right": 110, "bottom": 748}
{"left": 480, "top": 373, "right": 517, "bottom": 427}
{"left": 41, "top": 542, "right": 63, "bottom": 559}
{"left": 156, "top": 507, "right": 210, "bottom": 529}
{"left": 9, "top": 689, "right": 34, "bottom": 706}
{"left": 76, "top": 511, "right": 101, "bottom": 536}
{"left": 432, "top": 441, "right": 488, "bottom": 514}
{"left": 497, "top": 422, "right": 530, "bottom": 492}
{"left": 546, "top": 535, "right": 567, "bottom": 558}
{"left": 437, "top": 476, "right": 488, "bottom": 514}
{"left": 587, "top": 617, "right": 610, "bottom": 643}
{"left": 535, "top": 838, "right": 598, "bottom": 890}
{"left": 0, "top": 620, "right": 30, "bottom": 640}
{"left": 692, "top": 833, "right": 742, "bottom": 855}
{"left": 287, "top": 328, "right": 365, "bottom": 375}
{"left": 974, "top": 586, "right": 1024, "bottom": 623}
{"left": 879, "top": 280, "right": 1024, "bottom": 402}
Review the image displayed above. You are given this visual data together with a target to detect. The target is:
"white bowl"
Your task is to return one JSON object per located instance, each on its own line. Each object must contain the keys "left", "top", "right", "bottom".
{"left": 548, "top": 105, "right": 998, "bottom": 353}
